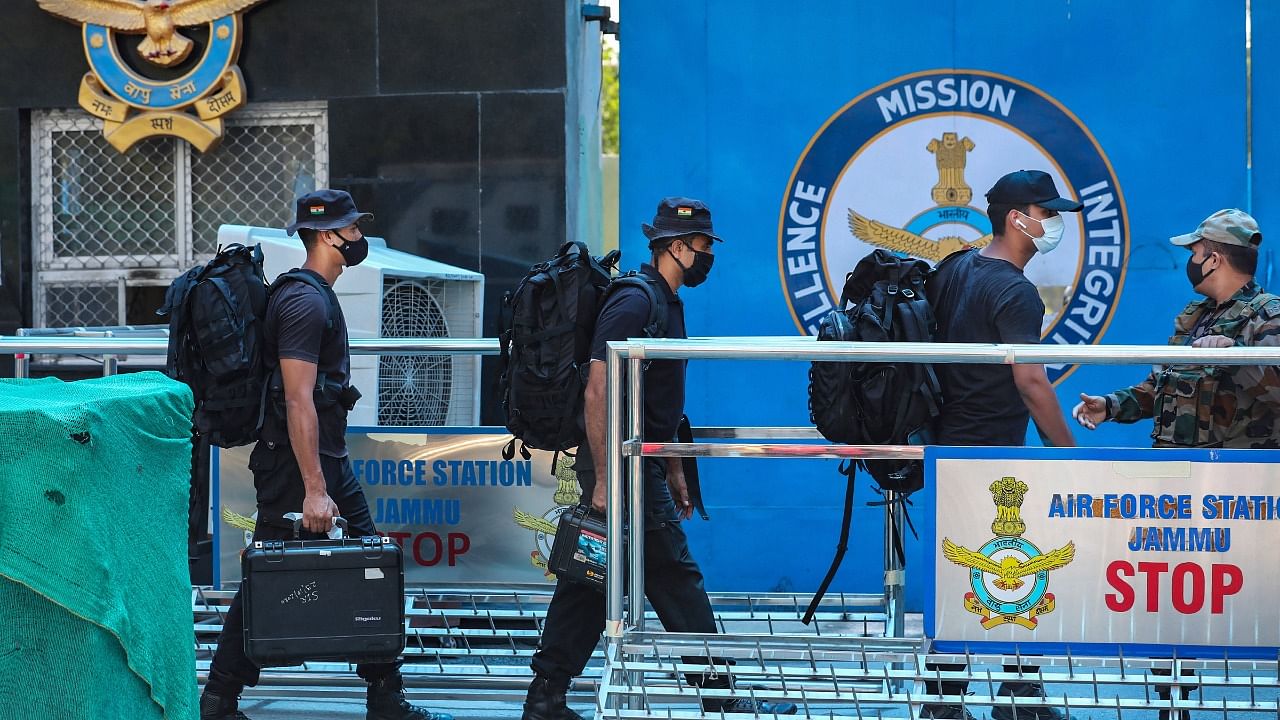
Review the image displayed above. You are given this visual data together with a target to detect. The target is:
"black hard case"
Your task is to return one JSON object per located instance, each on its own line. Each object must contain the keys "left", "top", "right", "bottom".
{"left": 241, "top": 535, "right": 406, "bottom": 666}
{"left": 548, "top": 505, "right": 610, "bottom": 590}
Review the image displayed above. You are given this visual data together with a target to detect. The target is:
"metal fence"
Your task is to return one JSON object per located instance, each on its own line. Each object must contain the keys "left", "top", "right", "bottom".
{"left": 593, "top": 337, "right": 1280, "bottom": 719}
{"left": 4, "top": 335, "right": 1280, "bottom": 717}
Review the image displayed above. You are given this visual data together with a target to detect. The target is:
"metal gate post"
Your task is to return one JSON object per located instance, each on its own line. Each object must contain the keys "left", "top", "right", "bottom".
{"left": 14, "top": 329, "right": 29, "bottom": 378}
{"left": 884, "top": 491, "right": 906, "bottom": 639}
{"left": 604, "top": 344, "right": 626, "bottom": 640}
{"left": 884, "top": 490, "right": 908, "bottom": 695}
{"left": 625, "top": 354, "right": 646, "bottom": 634}
{"left": 101, "top": 331, "right": 118, "bottom": 376}
{"left": 624, "top": 354, "right": 646, "bottom": 709}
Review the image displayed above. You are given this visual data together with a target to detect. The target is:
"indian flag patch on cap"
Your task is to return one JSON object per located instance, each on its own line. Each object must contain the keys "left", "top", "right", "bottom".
{"left": 309, "top": 205, "right": 326, "bottom": 215}
{"left": 677, "top": 206, "right": 693, "bottom": 217}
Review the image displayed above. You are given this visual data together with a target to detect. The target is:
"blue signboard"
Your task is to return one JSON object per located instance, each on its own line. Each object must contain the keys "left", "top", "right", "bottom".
{"left": 621, "top": 1, "right": 1247, "bottom": 608}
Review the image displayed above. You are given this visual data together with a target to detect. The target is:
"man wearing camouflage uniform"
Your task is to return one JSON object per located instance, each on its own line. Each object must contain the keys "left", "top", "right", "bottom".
{"left": 1074, "top": 209, "right": 1280, "bottom": 718}
{"left": 1074, "top": 209, "right": 1280, "bottom": 448}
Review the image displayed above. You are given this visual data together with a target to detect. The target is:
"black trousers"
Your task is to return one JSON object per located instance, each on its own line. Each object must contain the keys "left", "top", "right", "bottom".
{"left": 529, "top": 459, "right": 723, "bottom": 687}
{"left": 205, "top": 444, "right": 401, "bottom": 695}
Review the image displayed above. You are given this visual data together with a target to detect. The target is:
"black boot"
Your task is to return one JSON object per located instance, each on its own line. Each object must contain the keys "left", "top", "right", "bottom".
{"left": 199, "top": 689, "right": 252, "bottom": 720}
{"left": 991, "top": 681, "right": 1065, "bottom": 720}
{"left": 921, "top": 704, "right": 977, "bottom": 720}
{"left": 701, "top": 684, "right": 798, "bottom": 715}
{"left": 1155, "top": 669, "right": 1194, "bottom": 720}
{"left": 521, "top": 675, "right": 584, "bottom": 720}
{"left": 366, "top": 674, "right": 454, "bottom": 720}
{"left": 716, "top": 697, "right": 799, "bottom": 714}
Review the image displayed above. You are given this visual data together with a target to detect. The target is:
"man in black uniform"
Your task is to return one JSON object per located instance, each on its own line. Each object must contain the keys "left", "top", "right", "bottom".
{"left": 520, "top": 198, "right": 797, "bottom": 720}
{"left": 923, "top": 170, "right": 1080, "bottom": 720}
{"left": 200, "top": 190, "right": 451, "bottom": 720}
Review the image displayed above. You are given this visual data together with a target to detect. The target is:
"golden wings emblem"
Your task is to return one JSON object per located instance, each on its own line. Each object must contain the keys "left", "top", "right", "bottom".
{"left": 37, "top": 0, "right": 268, "bottom": 67}
{"left": 848, "top": 210, "right": 993, "bottom": 263}
{"left": 941, "top": 538, "right": 1076, "bottom": 592}
{"left": 513, "top": 508, "right": 559, "bottom": 537}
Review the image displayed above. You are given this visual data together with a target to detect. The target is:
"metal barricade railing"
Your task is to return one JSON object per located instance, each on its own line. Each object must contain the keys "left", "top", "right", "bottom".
{"left": 598, "top": 636, "right": 1280, "bottom": 720}
{"left": 598, "top": 337, "right": 1280, "bottom": 718}
{"left": 8, "top": 334, "right": 1280, "bottom": 716}
{"left": 0, "top": 335, "right": 902, "bottom": 706}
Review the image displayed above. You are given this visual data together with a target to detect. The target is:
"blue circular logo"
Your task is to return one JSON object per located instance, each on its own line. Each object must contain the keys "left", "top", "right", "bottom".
{"left": 969, "top": 536, "right": 1049, "bottom": 616}
{"left": 778, "top": 70, "right": 1129, "bottom": 383}
{"left": 83, "top": 16, "right": 240, "bottom": 111}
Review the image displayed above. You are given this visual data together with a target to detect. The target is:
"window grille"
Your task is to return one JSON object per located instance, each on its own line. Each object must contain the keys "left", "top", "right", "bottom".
{"left": 31, "top": 103, "right": 328, "bottom": 328}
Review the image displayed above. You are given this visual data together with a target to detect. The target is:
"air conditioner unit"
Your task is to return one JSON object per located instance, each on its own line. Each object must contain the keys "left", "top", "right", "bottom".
{"left": 216, "top": 225, "right": 483, "bottom": 427}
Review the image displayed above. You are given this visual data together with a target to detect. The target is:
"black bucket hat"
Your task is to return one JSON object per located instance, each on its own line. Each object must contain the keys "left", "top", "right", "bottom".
{"left": 641, "top": 197, "right": 722, "bottom": 245}
{"left": 286, "top": 189, "right": 374, "bottom": 236}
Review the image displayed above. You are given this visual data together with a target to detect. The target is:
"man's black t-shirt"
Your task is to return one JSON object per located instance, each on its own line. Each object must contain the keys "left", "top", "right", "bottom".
{"left": 587, "top": 264, "right": 687, "bottom": 444}
{"left": 261, "top": 269, "right": 351, "bottom": 458}
{"left": 928, "top": 250, "right": 1044, "bottom": 446}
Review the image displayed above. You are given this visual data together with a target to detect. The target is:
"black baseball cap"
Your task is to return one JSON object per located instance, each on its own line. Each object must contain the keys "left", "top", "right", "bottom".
{"left": 985, "top": 170, "right": 1083, "bottom": 212}
{"left": 641, "top": 197, "right": 723, "bottom": 245}
{"left": 286, "top": 189, "right": 374, "bottom": 236}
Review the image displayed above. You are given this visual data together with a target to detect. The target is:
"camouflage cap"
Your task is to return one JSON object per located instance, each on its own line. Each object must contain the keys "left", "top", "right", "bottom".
{"left": 1170, "top": 208, "right": 1262, "bottom": 248}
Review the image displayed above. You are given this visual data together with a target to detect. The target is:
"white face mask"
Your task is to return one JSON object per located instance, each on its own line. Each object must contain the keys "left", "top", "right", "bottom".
{"left": 1016, "top": 211, "right": 1065, "bottom": 254}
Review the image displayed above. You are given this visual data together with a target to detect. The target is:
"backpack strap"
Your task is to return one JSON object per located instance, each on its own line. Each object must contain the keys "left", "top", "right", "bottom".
{"left": 803, "top": 460, "right": 856, "bottom": 624}
{"left": 156, "top": 266, "right": 200, "bottom": 319}
{"left": 270, "top": 269, "right": 337, "bottom": 330}
{"left": 677, "top": 415, "right": 709, "bottom": 520}
{"left": 866, "top": 482, "right": 919, "bottom": 567}
{"left": 606, "top": 272, "right": 669, "bottom": 338}
{"left": 259, "top": 271, "right": 341, "bottom": 433}
{"left": 880, "top": 257, "right": 911, "bottom": 334}
{"left": 925, "top": 247, "right": 974, "bottom": 306}
{"left": 156, "top": 266, "right": 203, "bottom": 378}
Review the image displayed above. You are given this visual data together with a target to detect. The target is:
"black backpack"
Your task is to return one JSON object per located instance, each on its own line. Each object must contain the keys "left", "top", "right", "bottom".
{"left": 808, "top": 248, "right": 947, "bottom": 491}
{"left": 158, "top": 244, "right": 334, "bottom": 449}
{"left": 802, "top": 248, "right": 955, "bottom": 623}
{"left": 498, "top": 241, "right": 666, "bottom": 460}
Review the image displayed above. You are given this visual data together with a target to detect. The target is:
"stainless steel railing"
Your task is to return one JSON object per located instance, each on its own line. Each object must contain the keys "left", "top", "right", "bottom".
{"left": 10, "top": 334, "right": 1280, "bottom": 715}
{"left": 596, "top": 336, "right": 1280, "bottom": 717}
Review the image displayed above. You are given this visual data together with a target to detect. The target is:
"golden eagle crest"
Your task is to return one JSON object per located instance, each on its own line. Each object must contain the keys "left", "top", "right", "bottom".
{"left": 941, "top": 538, "right": 1075, "bottom": 592}
{"left": 38, "top": 0, "right": 271, "bottom": 151}
{"left": 38, "top": 0, "right": 269, "bottom": 67}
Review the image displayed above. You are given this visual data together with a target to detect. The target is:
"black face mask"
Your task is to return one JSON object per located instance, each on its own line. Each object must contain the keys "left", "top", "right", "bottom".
{"left": 330, "top": 228, "right": 369, "bottom": 267}
{"left": 668, "top": 247, "right": 715, "bottom": 287}
{"left": 1186, "top": 252, "right": 1216, "bottom": 289}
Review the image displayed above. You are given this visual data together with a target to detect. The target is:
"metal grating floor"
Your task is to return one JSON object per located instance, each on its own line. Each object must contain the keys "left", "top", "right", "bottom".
{"left": 192, "top": 585, "right": 889, "bottom": 709}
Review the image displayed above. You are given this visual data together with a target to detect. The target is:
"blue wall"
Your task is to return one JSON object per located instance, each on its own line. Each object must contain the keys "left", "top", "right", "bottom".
{"left": 620, "top": 1, "right": 1248, "bottom": 610}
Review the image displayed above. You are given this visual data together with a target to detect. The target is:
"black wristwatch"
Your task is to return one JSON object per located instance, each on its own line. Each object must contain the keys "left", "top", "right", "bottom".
{"left": 1103, "top": 395, "right": 1115, "bottom": 419}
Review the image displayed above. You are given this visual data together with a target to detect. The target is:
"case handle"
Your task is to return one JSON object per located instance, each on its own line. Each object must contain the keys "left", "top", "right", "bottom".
{"left": 282, "top": 513, "right": 347, "bottom": 539}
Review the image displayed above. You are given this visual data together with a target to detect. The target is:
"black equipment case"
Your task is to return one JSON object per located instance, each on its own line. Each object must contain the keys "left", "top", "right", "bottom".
{"left": 548, "top": 504, "right": 610, "bottom": 590}
{"left": 241, "top": 523, "right": 406, "bottom": 667}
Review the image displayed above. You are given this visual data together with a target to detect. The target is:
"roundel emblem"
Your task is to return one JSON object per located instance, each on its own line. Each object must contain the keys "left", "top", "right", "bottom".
{"left": 778, "top": 70, "right": 1129, "bottom": 383}
{"left": 969, "top": 536, "right": 1050, "bottom": 617}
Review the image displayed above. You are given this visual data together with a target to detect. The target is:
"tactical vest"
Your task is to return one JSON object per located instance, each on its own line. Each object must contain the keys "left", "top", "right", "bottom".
{"left": 1152, "top": 289, "right": 1278, "bottom": 447}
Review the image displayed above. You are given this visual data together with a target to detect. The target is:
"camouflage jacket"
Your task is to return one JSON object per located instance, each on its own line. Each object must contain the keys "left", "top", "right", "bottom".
{"left": 1107, "top": 281, "right": 1280, "bottom": 448}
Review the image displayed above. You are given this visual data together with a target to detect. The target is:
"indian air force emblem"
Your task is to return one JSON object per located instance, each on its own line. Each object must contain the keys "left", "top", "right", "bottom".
{"left": 780, "top": 70, "right": 1130, "bottom": 383}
